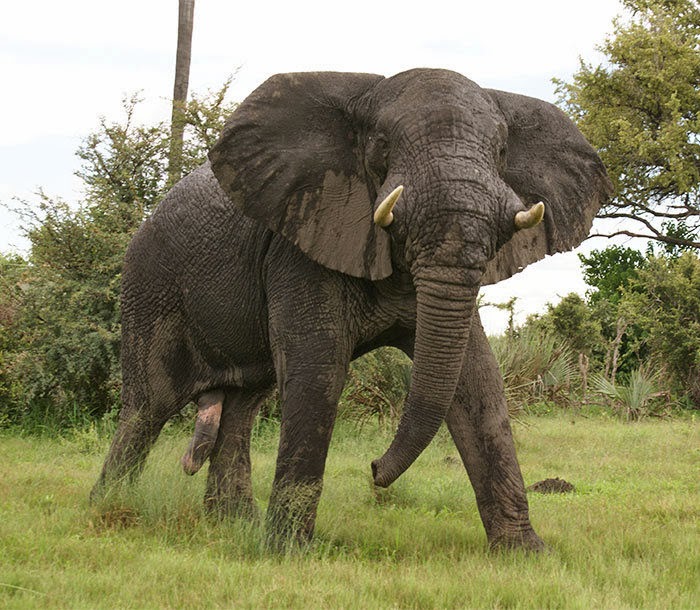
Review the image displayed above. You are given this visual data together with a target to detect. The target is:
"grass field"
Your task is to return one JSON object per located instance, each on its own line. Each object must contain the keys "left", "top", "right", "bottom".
{"left": 0, "top": 413, "right": 698, "bottom": 609}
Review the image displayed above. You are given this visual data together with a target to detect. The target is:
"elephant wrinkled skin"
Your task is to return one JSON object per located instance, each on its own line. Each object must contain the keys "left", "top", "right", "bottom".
{"left": 93, "top": 68, "right": 611, "bottom": 550}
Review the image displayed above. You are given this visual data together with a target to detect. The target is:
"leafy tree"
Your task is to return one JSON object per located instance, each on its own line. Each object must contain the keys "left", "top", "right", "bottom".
{"left": 1, "top": 82, "right": 237, "bottom": 428}
{"left": 0, "top": 253, "right": 27, "bottom": 425}
{"left": 577, "top": 246, "right": 654, "bottom": 380}
{"left": 531, "top": 293, "right": 604, "bottom": 357}
{"left": 579, "top": 245, "right": 647, "bottom": 304}
{"left": 555, "top": 0, "right": 700, "bottom": 250}
{"left": 620, "top": 252, "right": 700, "bottom": 407}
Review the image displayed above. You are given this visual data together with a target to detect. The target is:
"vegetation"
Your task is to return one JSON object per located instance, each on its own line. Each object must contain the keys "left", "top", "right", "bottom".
{"left": 0, "top": 1, "right": 697, "bottom": 430}
{"left": 0, "top": 416, "right": 697, "bottom": 609}
{"left": 0, "top": 3, "right": 697, "bottom": 607}
{"left": 0, "top": 83, "right": 237, "bottom": 429}
{"left": 512, "top": 246, "right": 700, "bottom": 415}
{"left": 0, "top": 2, "right": 697, "bottom": 608}
{"left": 555, "top": 0, "right": 700, "bottom": 251}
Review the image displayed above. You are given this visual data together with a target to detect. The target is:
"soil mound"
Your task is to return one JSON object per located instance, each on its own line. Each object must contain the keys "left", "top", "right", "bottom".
{"left": 527, "top": 477, "right": 575, "bottom": 494}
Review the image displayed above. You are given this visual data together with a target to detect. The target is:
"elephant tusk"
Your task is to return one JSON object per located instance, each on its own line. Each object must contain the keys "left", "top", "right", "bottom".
{"left": 374, "top": 185, "right": 404, "bottom": 228}
{"left": 514, "top": 201, "right": 545, "bottom": 230}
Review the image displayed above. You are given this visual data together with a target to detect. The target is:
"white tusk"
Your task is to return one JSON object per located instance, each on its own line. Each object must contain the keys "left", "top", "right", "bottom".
{"left": 374, "top": 185, "right": 404, "bottom": 228}
{"left": 514, "top": 201, "right": 545, "bottom": 230}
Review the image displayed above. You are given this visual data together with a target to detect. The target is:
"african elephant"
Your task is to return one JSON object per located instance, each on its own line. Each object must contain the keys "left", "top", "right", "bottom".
{"left": 93, "top": 68, "right": 611, "bottom": 551}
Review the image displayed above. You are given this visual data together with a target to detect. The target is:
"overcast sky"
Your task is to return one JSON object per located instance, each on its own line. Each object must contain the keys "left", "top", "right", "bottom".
{"left": 0, "top": 0, "right": 624, "bottom": 334}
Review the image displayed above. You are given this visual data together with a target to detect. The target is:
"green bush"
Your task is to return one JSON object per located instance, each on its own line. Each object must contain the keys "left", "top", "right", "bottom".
{"left": 620, "top": 253, "right": 700, "bottom": 408}
{"left": 591, "top": 365, "right": 674, "bottom": 420}
{"left": 0, "top": 83, "right": 237, "bottom": 430}
{"left": 339, "top": 347, "right": 412, "bottom": 426}
{"left": 489, "top": 327, "right": 579, "bottom": 413}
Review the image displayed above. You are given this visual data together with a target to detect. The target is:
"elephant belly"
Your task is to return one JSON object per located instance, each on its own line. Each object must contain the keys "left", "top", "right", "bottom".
{"left": 181, "top": 261, "right": 273, "bottom": 387}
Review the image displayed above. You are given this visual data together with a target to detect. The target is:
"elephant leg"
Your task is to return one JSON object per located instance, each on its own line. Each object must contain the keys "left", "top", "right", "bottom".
{"left": 91, "top": 397, "right": 173, "bottom": 502}
{"left": 92, "top": 320, "right": 190, "bottom": 502}
{"left": 204, "top": 388, "right": 270, "bottom": 520}
{"left": 265, "top": 352, "right": 349, "bottom": 548}
{"left": 445, "top": 315, "right": 544, "bottom": 551}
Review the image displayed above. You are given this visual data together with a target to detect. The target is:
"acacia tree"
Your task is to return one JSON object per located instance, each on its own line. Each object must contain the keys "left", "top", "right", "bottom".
{"left": 555, "top": 0, "right": 700, "bottom": 250}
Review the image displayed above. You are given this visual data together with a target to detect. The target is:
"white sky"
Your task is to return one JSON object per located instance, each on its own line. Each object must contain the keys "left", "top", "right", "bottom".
{"left": 0, "top": 0, "right": 625, "bottom": 334}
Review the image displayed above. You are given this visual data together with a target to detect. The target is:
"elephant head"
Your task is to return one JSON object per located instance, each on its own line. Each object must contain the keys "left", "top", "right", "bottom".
{"left": 209, "top": 69, "right": 611, "bottom": 488}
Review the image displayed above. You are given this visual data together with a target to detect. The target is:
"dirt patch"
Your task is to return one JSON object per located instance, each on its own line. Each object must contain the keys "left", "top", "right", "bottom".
{"left": 526, "top": 477, "right": 575, "bottom": 494}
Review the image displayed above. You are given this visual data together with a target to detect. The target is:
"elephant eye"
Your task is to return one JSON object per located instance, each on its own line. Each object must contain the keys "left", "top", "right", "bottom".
{"left": 365, "top": 135, "right": 389, "bottom": 185}
{"left": 498, "top": 146, "right": 507, "bottom": 171}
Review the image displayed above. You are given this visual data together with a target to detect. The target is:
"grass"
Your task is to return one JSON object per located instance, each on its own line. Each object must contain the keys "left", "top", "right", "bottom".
{"left": 0, "top": 413, "right": 698, "bottom": 609}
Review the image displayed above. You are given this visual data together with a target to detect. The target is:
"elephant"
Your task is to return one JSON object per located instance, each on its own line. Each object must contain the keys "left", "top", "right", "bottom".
{"left": 92, "top": 68, "right": 611, "bottom": 551}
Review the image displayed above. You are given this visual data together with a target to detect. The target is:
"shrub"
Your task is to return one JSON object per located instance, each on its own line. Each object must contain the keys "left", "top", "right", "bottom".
{"left": 1, "top": 83, "right": 237, "bottom": 430}
{"left": 489, "top": 327, "right": 579, "bottom": 413}
{"left": 339, "top": 348, "right": 411, "bottom": 426}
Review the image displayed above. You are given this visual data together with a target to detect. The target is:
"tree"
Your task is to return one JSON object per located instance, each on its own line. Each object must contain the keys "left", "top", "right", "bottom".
{"left": 2, "top": 83, "right": 236, "bottom": 428}
{"left": 541, "top": 293, "right": 604, "bottom": 356}
{"left": 168, "top": 0, "right": 196, "bottom": 186}
{"left": 620, "top": 252, "right": 700, "bottom": 407}
{"left": 579, "top": 245, "right": 647, "bottom": 304}
{"left": 555, "top": 0, "right": 700, "bottom": 250}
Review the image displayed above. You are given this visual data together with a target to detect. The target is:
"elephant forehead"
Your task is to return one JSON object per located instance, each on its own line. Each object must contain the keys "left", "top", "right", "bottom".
{"left": 374, "top": 70, "right": 498, "bottom": 118}
{"left": 377, "top": 68, "right": 480, "bottom": 100}
{"left": 377, "top": 98, "right": 506, "bottom": 152}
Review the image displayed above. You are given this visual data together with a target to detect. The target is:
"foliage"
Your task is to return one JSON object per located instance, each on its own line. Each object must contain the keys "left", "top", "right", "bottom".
{"left": 620, "top": 252, "right": 700, "bottom": 407}
{"left": 0, "top": 253, "right": 28, "bottom": 426}
{"left": 0, "top": 82, "right": 237, "bottom": 429}
{"left": 555, "top": 0, "right": 700, "bottom": 250}
{"left": 579, "top": 245, "right": 647, "bottom": 304}
{"left": 339, "top": 347, "right": 411, "bottom": 426}
{"left": 490, "top": 327, "right": 579, "bottom": 413}
{"left": 515, "top": 247, "right": 700, "bottom": 412}
{"left": 591, "top": 366, "right": 673, "bottom": 420}
{"left": 528, "top": 293, "right": 604, "bottom": 357}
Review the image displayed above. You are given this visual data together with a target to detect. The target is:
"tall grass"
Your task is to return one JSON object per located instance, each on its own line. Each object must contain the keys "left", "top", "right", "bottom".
{"left": 1, "top": 414, "right": 698, "bottom": 609}
{"left": 490, "top": 328, "right": 579, "bottom": 413}
{"left": 339, "top": 347, "right": 411, "bottom": 426}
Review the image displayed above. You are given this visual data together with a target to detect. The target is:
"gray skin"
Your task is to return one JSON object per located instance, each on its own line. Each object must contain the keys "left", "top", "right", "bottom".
{"left": 92, "top": 69, "right": 611, "bottom": 551}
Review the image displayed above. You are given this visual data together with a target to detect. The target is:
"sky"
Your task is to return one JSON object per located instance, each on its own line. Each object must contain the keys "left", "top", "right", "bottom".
{"left": 0, "top": 0, "right": 625, "bottom": 334}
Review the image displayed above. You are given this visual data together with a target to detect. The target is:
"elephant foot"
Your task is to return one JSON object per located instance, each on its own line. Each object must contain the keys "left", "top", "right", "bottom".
{"left": 488, "top": 527, "right": 546, "bottom": 553}
{"left": 204, "top": 491, "right": 260, "bottom": 522}
{"left": 264, "top": 518, "right": 314, "bottom": 554}
{"left": 264, "top": 482, "right": 321, "bottom": 552}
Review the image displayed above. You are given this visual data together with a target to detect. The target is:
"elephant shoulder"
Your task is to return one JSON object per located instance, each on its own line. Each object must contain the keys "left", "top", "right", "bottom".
{"left": 149, "top": 163, "right": 260, "bottom": 244}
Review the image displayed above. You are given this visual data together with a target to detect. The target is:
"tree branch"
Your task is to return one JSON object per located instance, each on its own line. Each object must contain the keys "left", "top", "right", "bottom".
{"left": 588, "top": 229, "right": 700, "bottom": 249}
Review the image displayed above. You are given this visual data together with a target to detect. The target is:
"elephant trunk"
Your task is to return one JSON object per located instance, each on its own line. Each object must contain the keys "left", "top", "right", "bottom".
{"left": 371, "top": 276, "right": 476, "bottom": 487}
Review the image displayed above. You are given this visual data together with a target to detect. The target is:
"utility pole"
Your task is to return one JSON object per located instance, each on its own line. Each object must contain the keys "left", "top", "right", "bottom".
{"left": 168, "top": 0, "right": 195, "bottom": 187}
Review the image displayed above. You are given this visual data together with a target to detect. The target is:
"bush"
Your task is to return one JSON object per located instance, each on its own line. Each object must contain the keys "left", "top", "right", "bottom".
{"left": 591, "top": 365, "right": 674, "bottom": 420}
{"left": 339, "top": 348, "right": 411, "bottom": 426}
{"left": 489, "top": 327, "right": 579, "bottom": 413}
{"left": 620, "top": 253, "right": 700, "bottom": 408}
{"left": 0, "top": 83, "right": 237, "bottom": 430}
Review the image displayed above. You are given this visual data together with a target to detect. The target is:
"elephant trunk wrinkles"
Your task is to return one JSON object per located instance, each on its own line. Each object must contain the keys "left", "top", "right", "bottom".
{"left": 372, "top": 277, "right": 476, "bottom": 487}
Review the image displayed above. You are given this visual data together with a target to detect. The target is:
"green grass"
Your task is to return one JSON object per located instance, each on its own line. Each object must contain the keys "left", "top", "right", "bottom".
{"left": 0, "top": 414, "right": 698, "bottom": 609}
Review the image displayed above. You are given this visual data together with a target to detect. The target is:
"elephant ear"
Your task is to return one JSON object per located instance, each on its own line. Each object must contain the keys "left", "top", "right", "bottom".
{"left": 482, "top": 89, "right": 613, "bottom": 285}
{"left": 209, "top": 72, "right": 392, "bottom": 280}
